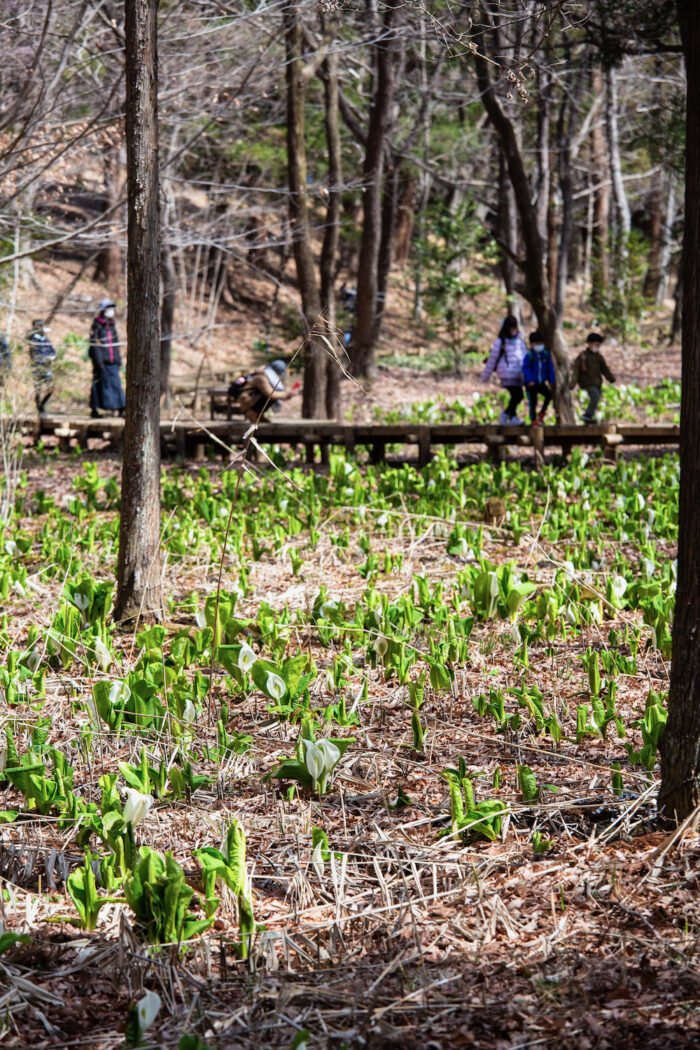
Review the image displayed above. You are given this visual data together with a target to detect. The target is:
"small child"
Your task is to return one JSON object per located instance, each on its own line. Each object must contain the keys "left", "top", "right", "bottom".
{"left": 570, "top": 332, "right": 615, "bottom": 423}
{"left": 522, "top": 330, "right": 556, "bottom": 424}
{"left": 27, "top": 320, "right": 56, "bottom": 417}
{"left": 481, "top": 314, "right": 527, "bottom": 425}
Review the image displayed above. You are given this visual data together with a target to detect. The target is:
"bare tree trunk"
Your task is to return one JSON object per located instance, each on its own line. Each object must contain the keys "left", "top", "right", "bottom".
{"left": 497, "top": 148, "right": 520, "bottom": 311}
{"left": 590, "top": 67, "right": 610, "bottom": 306}
{"left": 160, "top": 225, "right": 176, "bottom": 408}
{"left": 376, "top": 157, "right": 400, "bottom": 340}
{"left": 657, "top": 178, "right": 677, "bottom": 306}
{"left": 351, "top": 0, "right": 400, "bottom": 378}
{"left": 321, "top": 39, "right": 343, "bottom": 419}
{"left": 284, "top": 2, "right": 324, "bottom": 417}
{"left": 535, "top": 65, "right": 551, "bottom": 257}
{"left": 473, "top": 10, "right": 574, "bottom": 421}
{"left": 643, "top": 168, "right": 665, "bottom": 301}
{"left": 114, "top": 0, "right": 163, "bottom": 624}
{"left": 393, "top": 172, "right": 415, "bottom": 265}
{"left": 659, "top": 0, "right": 700, "bottom": 820}
{"left": 93, "top": 137, "right": 122, "bottom": 295}
{"left": 554, "top": 54, "right": 583, "bottom": 320}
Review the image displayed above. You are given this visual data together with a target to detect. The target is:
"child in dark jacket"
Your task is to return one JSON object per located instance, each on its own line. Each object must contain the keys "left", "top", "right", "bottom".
{"left": 570, "top": 332, "right": 615, "bottom": 423}
{"left": 522, "top": 330, "right": 556, "bottom": 424}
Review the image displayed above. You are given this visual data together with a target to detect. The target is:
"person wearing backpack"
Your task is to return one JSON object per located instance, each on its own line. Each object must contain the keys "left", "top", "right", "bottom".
{"left": 570, "top": 332, "right": 615, "bottom": 423}
{"left": 89, "top": 298, "right": 125, "bottom": 418}
{"left": 481, "top": 314, "right": 527, "bottom": 424}
{"left": 26, "top": 320, "right": 56, "bottom": 417}
{"left": 522, "top": 329, "right": 556, "bottom": 424}
{"left": 232, "top": 359, "right": 301, "bottom": 422}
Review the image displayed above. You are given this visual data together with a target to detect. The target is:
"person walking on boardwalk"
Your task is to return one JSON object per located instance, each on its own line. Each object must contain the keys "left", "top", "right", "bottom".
{"left": 522, "top": 330, "right": 556, "bottom": 424}
{"left": 481, "top": 314, "right": 527, "bottom": 424}
{"left": 570, "top": 332, "right": 615, "bottom": 424}
{"left": 233, "top": 359, "right": 301, "bottom": 423}
{"left": 89, "top": 298, "right": 125, "bottom": 418}
{"left": 27, "top": 320, "right": 56, "bottom": 417}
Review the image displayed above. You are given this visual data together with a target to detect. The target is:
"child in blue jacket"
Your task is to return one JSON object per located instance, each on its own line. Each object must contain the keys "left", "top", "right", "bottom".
{"left": 522, "top": 330, "right": 556, "bottom": 424}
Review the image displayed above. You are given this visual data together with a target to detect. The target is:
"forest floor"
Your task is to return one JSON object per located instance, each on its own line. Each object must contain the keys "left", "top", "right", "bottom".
{"left": 0, "top": 258, "right": 697, "bottom": 1050}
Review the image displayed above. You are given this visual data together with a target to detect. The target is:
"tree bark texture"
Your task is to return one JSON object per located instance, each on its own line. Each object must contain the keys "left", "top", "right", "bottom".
{"left": 659, "top": 0, "right": 700, "bottom": 820}
{"left": 351, "top": 0, "right": 400, "bottom": 378}
{"left": 320, "top": 41, "right": 343, "bottom": 419}
{"left": 93, "top": 137, "right": 122, "bottom": 294}
{"left": 472, "top": 12, "right": 574, "bottom": 422}
{"left": 643, "top": 167, "right": 665, "bottom": 302}
{"left": 284, "top": 2, "right": 324, "bottom": 418}
{"left": 160, "top": 230, "right": 176, "bottom": 407}
{"left": 114, "top": 0, "right": 163, "bottom": 623}
{"left": 590, "top": 67, "right": 610, "bottom": 306}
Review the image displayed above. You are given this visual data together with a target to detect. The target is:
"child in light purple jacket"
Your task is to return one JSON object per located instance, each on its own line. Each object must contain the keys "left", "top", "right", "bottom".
{"left": 481, "top": 314, "right": 527, "bottom": 424}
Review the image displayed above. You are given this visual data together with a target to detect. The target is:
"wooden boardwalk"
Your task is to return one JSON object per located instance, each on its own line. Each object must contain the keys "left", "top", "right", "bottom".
{"left": 15, "top": 413, "right": 680, "bottom": 465}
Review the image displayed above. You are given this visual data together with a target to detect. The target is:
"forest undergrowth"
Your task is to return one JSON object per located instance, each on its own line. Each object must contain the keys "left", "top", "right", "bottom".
{"left": 0, "top": 428, "right": 698, "bottom": 1049}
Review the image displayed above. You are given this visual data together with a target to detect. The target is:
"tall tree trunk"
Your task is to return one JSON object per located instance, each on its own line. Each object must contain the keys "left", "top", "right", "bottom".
{"left": 643, "top": 167, "right": 665, "bottom": 301}
{"left": 657, "top": 177, "right": 677, "bottom": 306}
{"left": 376, "top": 157, "right": 400, "bottom": 340}
{"left": 555, "top": 53, "right": 582, "bottom": 320}
{"left": 284, "top": 2, "right": 324, "bottom": 417}
{"left": 605, "top": 63, "right": 631, "bottom": 306}
{"left": 160, "top": 228, "right": 176, "bottom": 408}
{"left": 535, "top": 65, "right": 551, "bottom": 257}
{"left": 93, "top": 137, "right": 122, "bottom": 295}
{"left": 643, "top": 60, "right": 665, "bottom": 301}
{"left": 321, "top": 40, "right": 343, "bottom": 419}
{"left": 114, "top": 0, "right": 163, "bottom": 623}
{"left": 473, "top": 11, "right": 574, "bottom": 421}
{"left": 659, "top": 0, "right": 700, "bottom": 819}
{"left": 590, "top": 67, "right": 610, "bottom": 307}
{"left": 393, "top": 172, "right": 415, "bottom": 265}
{"left": 351, "top": 0, "right": 400, "bottom": 378}
{"left": 497, "top": 148, "right": 519, "bottom": 310}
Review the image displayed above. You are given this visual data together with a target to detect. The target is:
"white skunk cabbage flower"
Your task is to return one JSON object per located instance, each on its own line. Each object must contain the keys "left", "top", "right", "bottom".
{"left": 93, "top": 638, "right": 112, "bottom": 672}
{"left": 303, "top": 740, "right": 325, "bottom": 781}
{"left": 316, "top": 739, "right": 341, "bottom": 771}
{"left": 122, "top": 788, "right": 154, "bottom": 826}
{"left": 182, "top": 699, "right": 196, "bottom": 724}
{"left": 373, "top": 635, "right": 389, "bottom": 658}
{"left": 238, "top": 642, "right": 257, "bottom": 672}
{"left": 265, "top": 671, "right": 286, "bottom": 701}
{"left": 109, "top": 680, "right": 131, "bottom": 705}
{"left": 136, "top": 990, "right": 161, "bottom": 1034}
{"left": 610, "top": 575, "right": 627, "bottom": 600}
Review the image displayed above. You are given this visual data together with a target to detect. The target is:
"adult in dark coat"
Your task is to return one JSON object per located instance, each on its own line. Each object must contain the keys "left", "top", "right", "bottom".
{"left": 89, "top": 298, "right": 125, "bottom": 417}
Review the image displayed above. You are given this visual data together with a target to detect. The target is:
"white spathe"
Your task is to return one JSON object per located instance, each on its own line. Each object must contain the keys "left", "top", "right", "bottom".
{"left": 122, "top": 788, "right": 154, "bottom": 826}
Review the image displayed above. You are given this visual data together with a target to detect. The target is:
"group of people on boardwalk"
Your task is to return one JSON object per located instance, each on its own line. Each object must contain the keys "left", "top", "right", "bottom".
{"left": 0, "top": 299, "right": 126, "bottom": 418}
{"left": 481, "top": 315, "right": 616, "bottom": 425}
